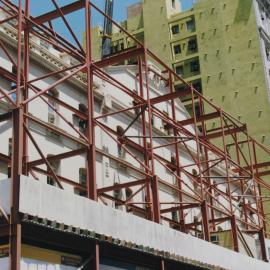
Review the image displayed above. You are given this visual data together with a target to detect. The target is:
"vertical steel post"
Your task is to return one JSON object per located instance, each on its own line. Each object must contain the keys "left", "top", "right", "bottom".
{"left": 22, "top": 0, "right": 30, "bottom": 176}
{"left": 246, "top": 135, "right": 261, "bottom": 230}
{"left": 143, "top": 50, "right": 160, "bottom": 223}
{"left": 191, "top": 88, "right": 209, "bottom": 238}
{"left": 252, "top": 140, "right": 266, "bottom": 232}
{"left": 220, "top": 112, "right": 239, "bottom": 251}
{"left": 144, "top": 48, "right": 161, "bottom": 223}
{"left": 85, "top": 0, "right": 97, "bottom": 201}
{"left": 10, "top": 0, "right": 23, "bottom": 269}
{"left": 201, "top": 200, "right": 210, "bottom": 241}
{"left": 258, "top": 228, "right": 268, "bottom": 262}
{"left": 198, "top": 95, "right": 215, "bottom": 232}
{"left": 168, "top": 72, "right": 185, "bottom": 232}
{"left": 138, "top": 57, "right": 153, "bottom": 221}
{"left": 231, "top": 215, "right": 239, "bottom": 252}
{"left": 86, "top": 1, "right": 99, "bottom": 269}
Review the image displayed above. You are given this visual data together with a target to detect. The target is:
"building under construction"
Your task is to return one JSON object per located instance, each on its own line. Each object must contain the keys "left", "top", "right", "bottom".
{"left": 0, "top": 0, "right": 270, "bottom": 269}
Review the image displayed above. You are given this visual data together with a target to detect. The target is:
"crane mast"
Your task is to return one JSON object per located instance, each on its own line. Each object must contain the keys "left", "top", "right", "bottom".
{"left": 102, "top": 0, "right": 114, "bottom": 57}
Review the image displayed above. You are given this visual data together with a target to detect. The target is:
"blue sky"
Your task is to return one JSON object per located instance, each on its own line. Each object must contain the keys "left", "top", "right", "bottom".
{"left": 16, "top": 0, "right": 194, "bottom": 46}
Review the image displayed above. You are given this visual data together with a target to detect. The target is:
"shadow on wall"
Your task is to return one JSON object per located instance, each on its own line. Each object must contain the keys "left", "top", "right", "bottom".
{"left": 234, "top": 0, "right": 252, "bottom": 24}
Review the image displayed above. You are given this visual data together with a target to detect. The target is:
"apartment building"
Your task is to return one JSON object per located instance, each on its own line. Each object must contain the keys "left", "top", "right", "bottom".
{"left": 91, "top": 0, "right": 270, "bottom": 219}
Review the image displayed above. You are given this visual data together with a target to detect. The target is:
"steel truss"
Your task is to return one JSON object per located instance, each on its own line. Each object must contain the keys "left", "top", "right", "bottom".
{"left": 0, "top": 0, "right": 269, "bottom": 269}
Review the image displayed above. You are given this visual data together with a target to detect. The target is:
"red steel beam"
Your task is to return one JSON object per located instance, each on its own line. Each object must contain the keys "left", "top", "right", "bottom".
{"left": 28, "top": 148, "right": 86, "bottom": 168}
{"left": 203, "top": 125, "right": 247, "bottom": 140}
{"left": 32, "top": 0, "right": 84, "bottom": 25}
{"left": 178, "top": 111, "right": 220, "bottom": 126}
{"left": 150, "top": 89, "right": 191, "bottom": 105}
{"left": 98, "top": 178, "right": 148, "bottom": 194}
{"left": 160, "top": 203, "right": 199, "bottom": 214}
{"left": 94, "top": 47, "right": 144, "bottom": 68}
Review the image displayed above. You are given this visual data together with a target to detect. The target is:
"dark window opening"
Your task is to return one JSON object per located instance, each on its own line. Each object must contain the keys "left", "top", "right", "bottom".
{"left": 162, "top": 111, "right": 172, "bottom": 135}
{"left": 188, "top": 39, "right": 197, "bottom": 52}
{"left": 192, "top": 81, "right": 202, "bottom": 92}
{"left": 210, "top": 235, "right": 220, "bottom": 245}
{"left": 190, "top": 60, "right": 200, "bottom": 72}
{"left": 79, "top": 168, "right": 87, "bottom": 186}
{"left": 8, "top": 138, "right": 12, "bottom": 157}
{"left": 114, "top": 186, "right": 123, "bottom": 210}
{"left": 48, "top": 88, "right": 59, "bottom": 125}
{"left": 175, "top": 65, "right": 183, "bottom": 76}
{"left": 174, "top": 44, "right": 181, "bottom": 54}
{"left": 46, "top": 155, "right": 60, "bottom": 186}
{"left": 171, "top": 25, "right": 180, "bottom": 35}
{"left": 186, "top": 20, "right": 195, "bottom": 31}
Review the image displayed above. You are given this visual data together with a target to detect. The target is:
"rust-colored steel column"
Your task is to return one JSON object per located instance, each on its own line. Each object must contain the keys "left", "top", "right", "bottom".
{"left": 201, "top": 200, "right": 210, "bottom": 241}
{"left": 10, "top": 0, "right": 24, "bottom": 269}
{"left": 143, "top": 49, "right": 160, "bottom": 223}
{"left": 91, "top": 243, "right": 100, "bottom": 269}
{"left": 22, "top": 0, "right": 30, "bottom": 176}
{"left": 85, "top": 0, "right": 97, "bottom": 201}
{"left": 169, "top": 72, "right": 185, "bottom": 232}
{"left": 151, "top": 175, "right": 161, "bottom": 223}
{"left": 258, "top": 228, "right": 268, "bottom": 262}
{"left": 252, "top": 140, "right": 266, "bottom": 233}
{"left": 198, "top": 95, "right": 215, "bottom": 232}
{"left": 138, "top": 57, "right": 153, "bottom": 221}
{"left": 85, "top": 1, "right": 99, "bottom": 269}
{"left": 231, "top": 215, "right": 239, "bottom": 252}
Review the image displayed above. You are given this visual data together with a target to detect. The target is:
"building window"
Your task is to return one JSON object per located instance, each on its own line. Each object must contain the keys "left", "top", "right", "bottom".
{"left": 172, "top": 0, "right": 176, "bottom": 8}
{"left": 125, "top": 188, "right": 133, "bottom": 212}
{"left": 125, "top": 188, "right": 133, "bottom": 201}
{"left": 188, "top": 39, "right": 197, "bottom": 52}
{"left": 171, "top": 25, "right": 180, "bottom": 35}
{"left": 173, "top": 44, "right": 181, "bottom": 55}
{"left": 190, "top": 60, "right": 200, "bottom": 72}
{"left": 79, "top": 168, "right": 87, "bottom": 186}
{"left": 114, "top": 186, "right": 123, "bottom": 210}
{"left": 73, "top": 103, "right": 87, "bottom": 135}
{"left": 120, "top": 43, "right": 124, "bottom": 51}
{"left": 210, "top": 235, "right": 219, "bottom": 245}
{"left": 186, "top": 20, "right": 195, "bottom": 31}
{"left": 175, "top": 65, "right": 183, "bottom": 76}
{"left": 48, "top": 88, "right": 59, "bottom": 125}
{"left": 162, "top": 111, "right": 172, "bottom": 135}
{"left": 172, "top": 211, "right": 179, "bottom": 222}
{"left": 192, "top": 169, "right": 200, "bottom": 192}
{"left": 47, "top": 155, "right": 60, "bottom": 186}
{"left": 192, "top": 81, "right": 202, "bottom": 92}
{"left": 8, "top": 138, "right": 12, "bottom": 157}
{"left": 116, "top": 125, "right": 126, "bottom": 159}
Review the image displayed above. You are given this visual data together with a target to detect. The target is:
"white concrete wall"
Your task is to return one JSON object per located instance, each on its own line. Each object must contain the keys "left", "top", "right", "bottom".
{"left": 5, "top": 177, "right": 267, "bottom": 270}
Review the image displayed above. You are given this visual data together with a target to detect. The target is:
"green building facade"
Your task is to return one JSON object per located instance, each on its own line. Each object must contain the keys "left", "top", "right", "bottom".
{"left": 90, "top": 0, "right": 270, "bottom": 216}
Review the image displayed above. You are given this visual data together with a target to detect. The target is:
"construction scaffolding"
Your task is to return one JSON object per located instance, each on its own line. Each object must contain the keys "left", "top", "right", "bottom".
{"left": 0, "top": 0, "right": 270, "bottom": 269}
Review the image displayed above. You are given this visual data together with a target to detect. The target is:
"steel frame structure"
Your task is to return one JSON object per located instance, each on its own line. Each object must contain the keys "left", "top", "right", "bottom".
{"left": 0, "top": 0, "right": 269, "bottom": 269}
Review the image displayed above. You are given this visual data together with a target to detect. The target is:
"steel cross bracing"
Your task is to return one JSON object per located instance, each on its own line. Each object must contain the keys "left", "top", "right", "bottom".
{"left": 0, "top": 0, "right": 269, "bottom": 269}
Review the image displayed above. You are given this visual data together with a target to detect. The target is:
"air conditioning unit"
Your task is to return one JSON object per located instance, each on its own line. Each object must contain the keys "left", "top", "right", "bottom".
{"left": 48, "top": 113, "right": 55, "bottom": 124}
{"left": 104, "top": 94, "right": 112, "bottom": 110}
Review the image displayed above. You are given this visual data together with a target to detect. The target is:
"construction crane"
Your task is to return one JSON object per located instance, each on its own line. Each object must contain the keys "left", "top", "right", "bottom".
{"left": 102, "top": 0, "right": 114, "bottom": 58}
